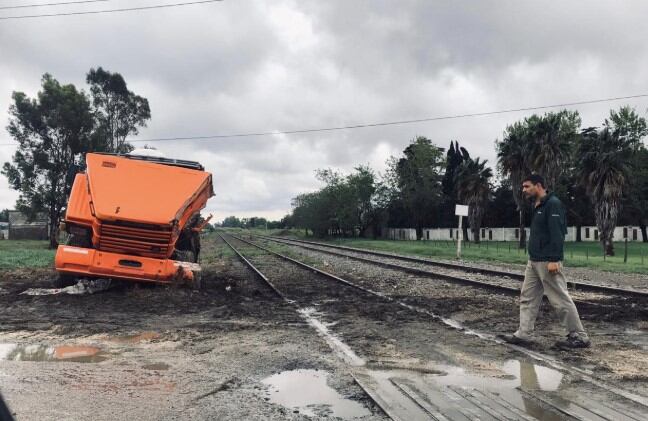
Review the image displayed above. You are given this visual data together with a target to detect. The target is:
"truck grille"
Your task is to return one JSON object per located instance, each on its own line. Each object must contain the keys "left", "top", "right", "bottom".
{"left": 98, "top": 222, "right": 172, "bottom": 258}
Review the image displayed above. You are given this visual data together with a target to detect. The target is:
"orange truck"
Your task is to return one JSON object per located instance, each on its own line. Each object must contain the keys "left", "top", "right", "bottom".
{"left": 55, "top": 152, "right": 214, "bottom": 289}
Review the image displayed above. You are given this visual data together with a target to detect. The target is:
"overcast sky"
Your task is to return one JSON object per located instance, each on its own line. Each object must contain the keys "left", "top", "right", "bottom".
{"left": 2, "top": 0, "right": 648, "bottom": 222}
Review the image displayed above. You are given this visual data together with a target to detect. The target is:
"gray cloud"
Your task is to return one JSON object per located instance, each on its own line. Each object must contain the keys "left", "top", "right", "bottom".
{"left": 2, "top": 0, "right": 648, "bottom": 221}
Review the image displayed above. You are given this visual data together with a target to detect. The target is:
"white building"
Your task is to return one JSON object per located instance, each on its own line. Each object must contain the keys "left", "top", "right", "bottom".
{"left": 391, "top": 226, "right": 644, "bottom": 242}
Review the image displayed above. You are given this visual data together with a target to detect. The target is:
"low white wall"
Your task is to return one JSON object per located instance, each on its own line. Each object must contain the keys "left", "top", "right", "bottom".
{"left": 381, "top": 228, "right": 417, "bottom": 241}
{"left": 577, "top": 226, "right": 643, "bottom": 242}
{"left": 418, "top": 226, "right": 643, "bottom": 242}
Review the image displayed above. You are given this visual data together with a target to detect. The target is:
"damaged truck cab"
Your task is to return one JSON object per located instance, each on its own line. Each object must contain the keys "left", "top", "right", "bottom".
{"left": 55, "top": 152, "right": 214, "bottom": 289}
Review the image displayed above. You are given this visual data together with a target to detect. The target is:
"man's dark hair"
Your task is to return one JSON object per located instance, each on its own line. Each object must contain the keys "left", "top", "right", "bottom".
{"left": 523, "top": 174, "right": 545, "bottom": 187}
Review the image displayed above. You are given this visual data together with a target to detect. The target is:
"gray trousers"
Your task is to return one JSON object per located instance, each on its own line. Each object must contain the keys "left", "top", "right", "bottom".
{"left": 515, "top": 261, "right": 588, "bottom": 340}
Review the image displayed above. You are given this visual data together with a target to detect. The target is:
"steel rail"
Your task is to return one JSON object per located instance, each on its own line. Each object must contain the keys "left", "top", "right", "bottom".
{"left": 224, "top": 232, "right": 648, "bottom": 409}
{"left": 250, "top": 234, "right": 613, "bottom": 309}
{"left": 254, "top": 234, "right": 519, "bottom": 294}
{"left": 258, "top": 234, "right": 648, "bottom": 298}
{"left": 218, "top": 233, "right": 403, "bottom": 419}
{"left": 218, "top": 234, "right": 288, "bottom": 300}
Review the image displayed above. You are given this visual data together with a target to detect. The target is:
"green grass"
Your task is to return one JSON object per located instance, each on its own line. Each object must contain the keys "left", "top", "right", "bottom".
{"left": 263, "top": 235, "right": 648, "bottom": 274}
{"left": 0, "top": 240, "right": 55, "bottom": 269}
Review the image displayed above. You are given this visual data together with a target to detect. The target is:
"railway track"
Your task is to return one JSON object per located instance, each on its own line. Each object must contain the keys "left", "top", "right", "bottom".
{"left": 253, "top": 234, "right": 648, "bottom": 300}
{"left": 219, "top": 232, "right": 648, "bottom": 421}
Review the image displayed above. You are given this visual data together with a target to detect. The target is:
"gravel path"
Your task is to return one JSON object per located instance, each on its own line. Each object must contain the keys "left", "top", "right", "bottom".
{"left": 264, "top": 237, "right": 618, "bottom": 302}
{"left": 272, "top": 236, "right": 648, "bottom": 292}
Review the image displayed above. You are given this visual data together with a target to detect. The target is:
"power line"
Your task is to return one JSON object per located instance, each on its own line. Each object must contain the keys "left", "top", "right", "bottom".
{"left": 130, "top": 93, "right": 648, "bottom": 143}
{"left": 0, "top": 0, "right": 222, "bottom": 20}
{"left": 0, "top": 0, "right": 110, "bottom": 11}
{"left": 0, "top": 92, "right": 646, "bottom": 147}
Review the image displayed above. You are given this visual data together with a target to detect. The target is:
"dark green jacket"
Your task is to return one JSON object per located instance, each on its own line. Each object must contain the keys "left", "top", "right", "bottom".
{"left": 528, "top": 192, "right": 567, "bottom": 262}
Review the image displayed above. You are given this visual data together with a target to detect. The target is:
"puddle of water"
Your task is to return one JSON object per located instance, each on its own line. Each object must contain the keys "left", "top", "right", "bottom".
{"left": 21, "top": 279, "right": 112, "bottom": 296}
{"left": 0, "top": 344, "right": 108, "bottom": 363}
{"left": 108, "top": 331, "right": 161, "bottom": 344}
{"left": 366, "top": 360, "right": 566, "bottom": 421}
{"left": 421, "top": 360, "right": 563, "bottom": 392}
{"left": 262, "top": 369, "right": 370, "bottom": 419}
{"left": 143, "top": 362, "right": 170, "bottom": 371}
{"left": 503, "top": 359, "right": 564, "bottom": 391}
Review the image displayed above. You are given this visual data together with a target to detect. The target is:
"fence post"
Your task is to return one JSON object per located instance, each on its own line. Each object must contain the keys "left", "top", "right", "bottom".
{"left": 586, "top": 248, "right": 589, "bottom": 260}
{"left": 624, "top": 239, "right": 628, "bottom": 264}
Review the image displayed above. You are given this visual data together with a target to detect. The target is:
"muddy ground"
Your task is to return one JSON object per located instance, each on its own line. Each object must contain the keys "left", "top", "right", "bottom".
{"left": 249, "top": 235, "right": 648, "bottom": 394}
{"left": 2, "top": 233, "right": 648, "bottom": 420}
{"left": 0, "top": 237, "right": 385, "bottom": 421}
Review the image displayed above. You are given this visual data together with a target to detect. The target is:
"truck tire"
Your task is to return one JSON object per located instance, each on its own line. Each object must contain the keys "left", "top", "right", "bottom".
{"left": 52, "top": 273, "right": 77, "bottom": 288}
{"left": 192, "top": 271, "right": 203, "bottom": 291}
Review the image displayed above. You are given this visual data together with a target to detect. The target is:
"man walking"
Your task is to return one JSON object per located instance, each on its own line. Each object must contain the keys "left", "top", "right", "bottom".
{"left": 499, "top": 175, "right": 590, "bottom": 349}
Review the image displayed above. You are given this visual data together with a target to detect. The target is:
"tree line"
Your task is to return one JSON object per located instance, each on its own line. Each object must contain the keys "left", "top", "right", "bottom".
{"left": 218, "top": 216, "right": 286, "bottom": 229}
{"left": 2, "top": 68, "right": 151, "bottom": 248}
{"left": 284, "top": 106, "right": 648, "bottom": 256}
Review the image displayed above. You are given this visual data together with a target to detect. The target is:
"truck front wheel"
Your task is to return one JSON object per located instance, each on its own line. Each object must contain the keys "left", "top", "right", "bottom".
{"left": 52, "top": 273, "right": 77, "bottom": 288}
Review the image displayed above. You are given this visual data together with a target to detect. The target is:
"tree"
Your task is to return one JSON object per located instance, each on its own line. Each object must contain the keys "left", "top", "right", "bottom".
{"left": 2, "top": 74, "right": 96, "bottom": 248}
{"left": 622, "top": 148, "right": 648, "bottom": 242}
{"left": 605, "top": 106, "right": 648, "bottom": 242}
{"left": 605, "top": 105, "right": 647, "bottom": 149}
{"left": 440, "top": 141, "right": 469, "bottom": 228}
{"left": 0, "top": 208, "right": 9, "bottom": 222}
{"left": 525, "top": 110, "right": 580, "bottom": 190}
{"left": 395, "top": 137, "right": 445, "bottom": 238}
{"left": 577, "top": 127, "right": 632, "bottom": 255}
{"left": 560, "top": 172, "right": 594, "bottom": 242}
{"left": 86, "top": 67, "right": 151, "bottom": 153}
{"left": 485, "top": 182, "right": 519, "bottom": 228}
{"left": 221, "top": 216, "right": 243, "bottom": 228}
{"left": 496, "top": 121, "right": 531, "bottom": 248}
{"left": 289, "top": 167, "right": 378, "bottom": 238}
{"left": 346, "top": 165, "right": 376, "bottom": 236}
{"left": 455, "top": 157, "right": 493, "bottom": 243}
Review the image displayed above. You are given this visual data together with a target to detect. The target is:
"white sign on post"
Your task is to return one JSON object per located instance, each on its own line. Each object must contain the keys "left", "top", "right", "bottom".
{"left": 455, "top": 205, "right": 469, "bottom": 217}
{"left": 455, "top": 204, "right": 468, "bottom": 259}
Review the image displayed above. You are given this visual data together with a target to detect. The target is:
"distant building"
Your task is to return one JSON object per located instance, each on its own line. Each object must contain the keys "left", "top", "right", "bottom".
{"left": 7, "top": 211, "right": 48, "bottom": 240}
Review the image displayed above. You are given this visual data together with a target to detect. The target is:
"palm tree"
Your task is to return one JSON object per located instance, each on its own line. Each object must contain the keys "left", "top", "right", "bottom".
{"left": 577, "top": 127, "right": 632, "bottom": 256}
{"left": 496, "top": 121, "right": 531, "bottom": 248}
{"left": 525, "top": 111, "right": 580, "bottom": 191}
{"left": 456, "top": 157, "right": 493, "bottom": 243}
